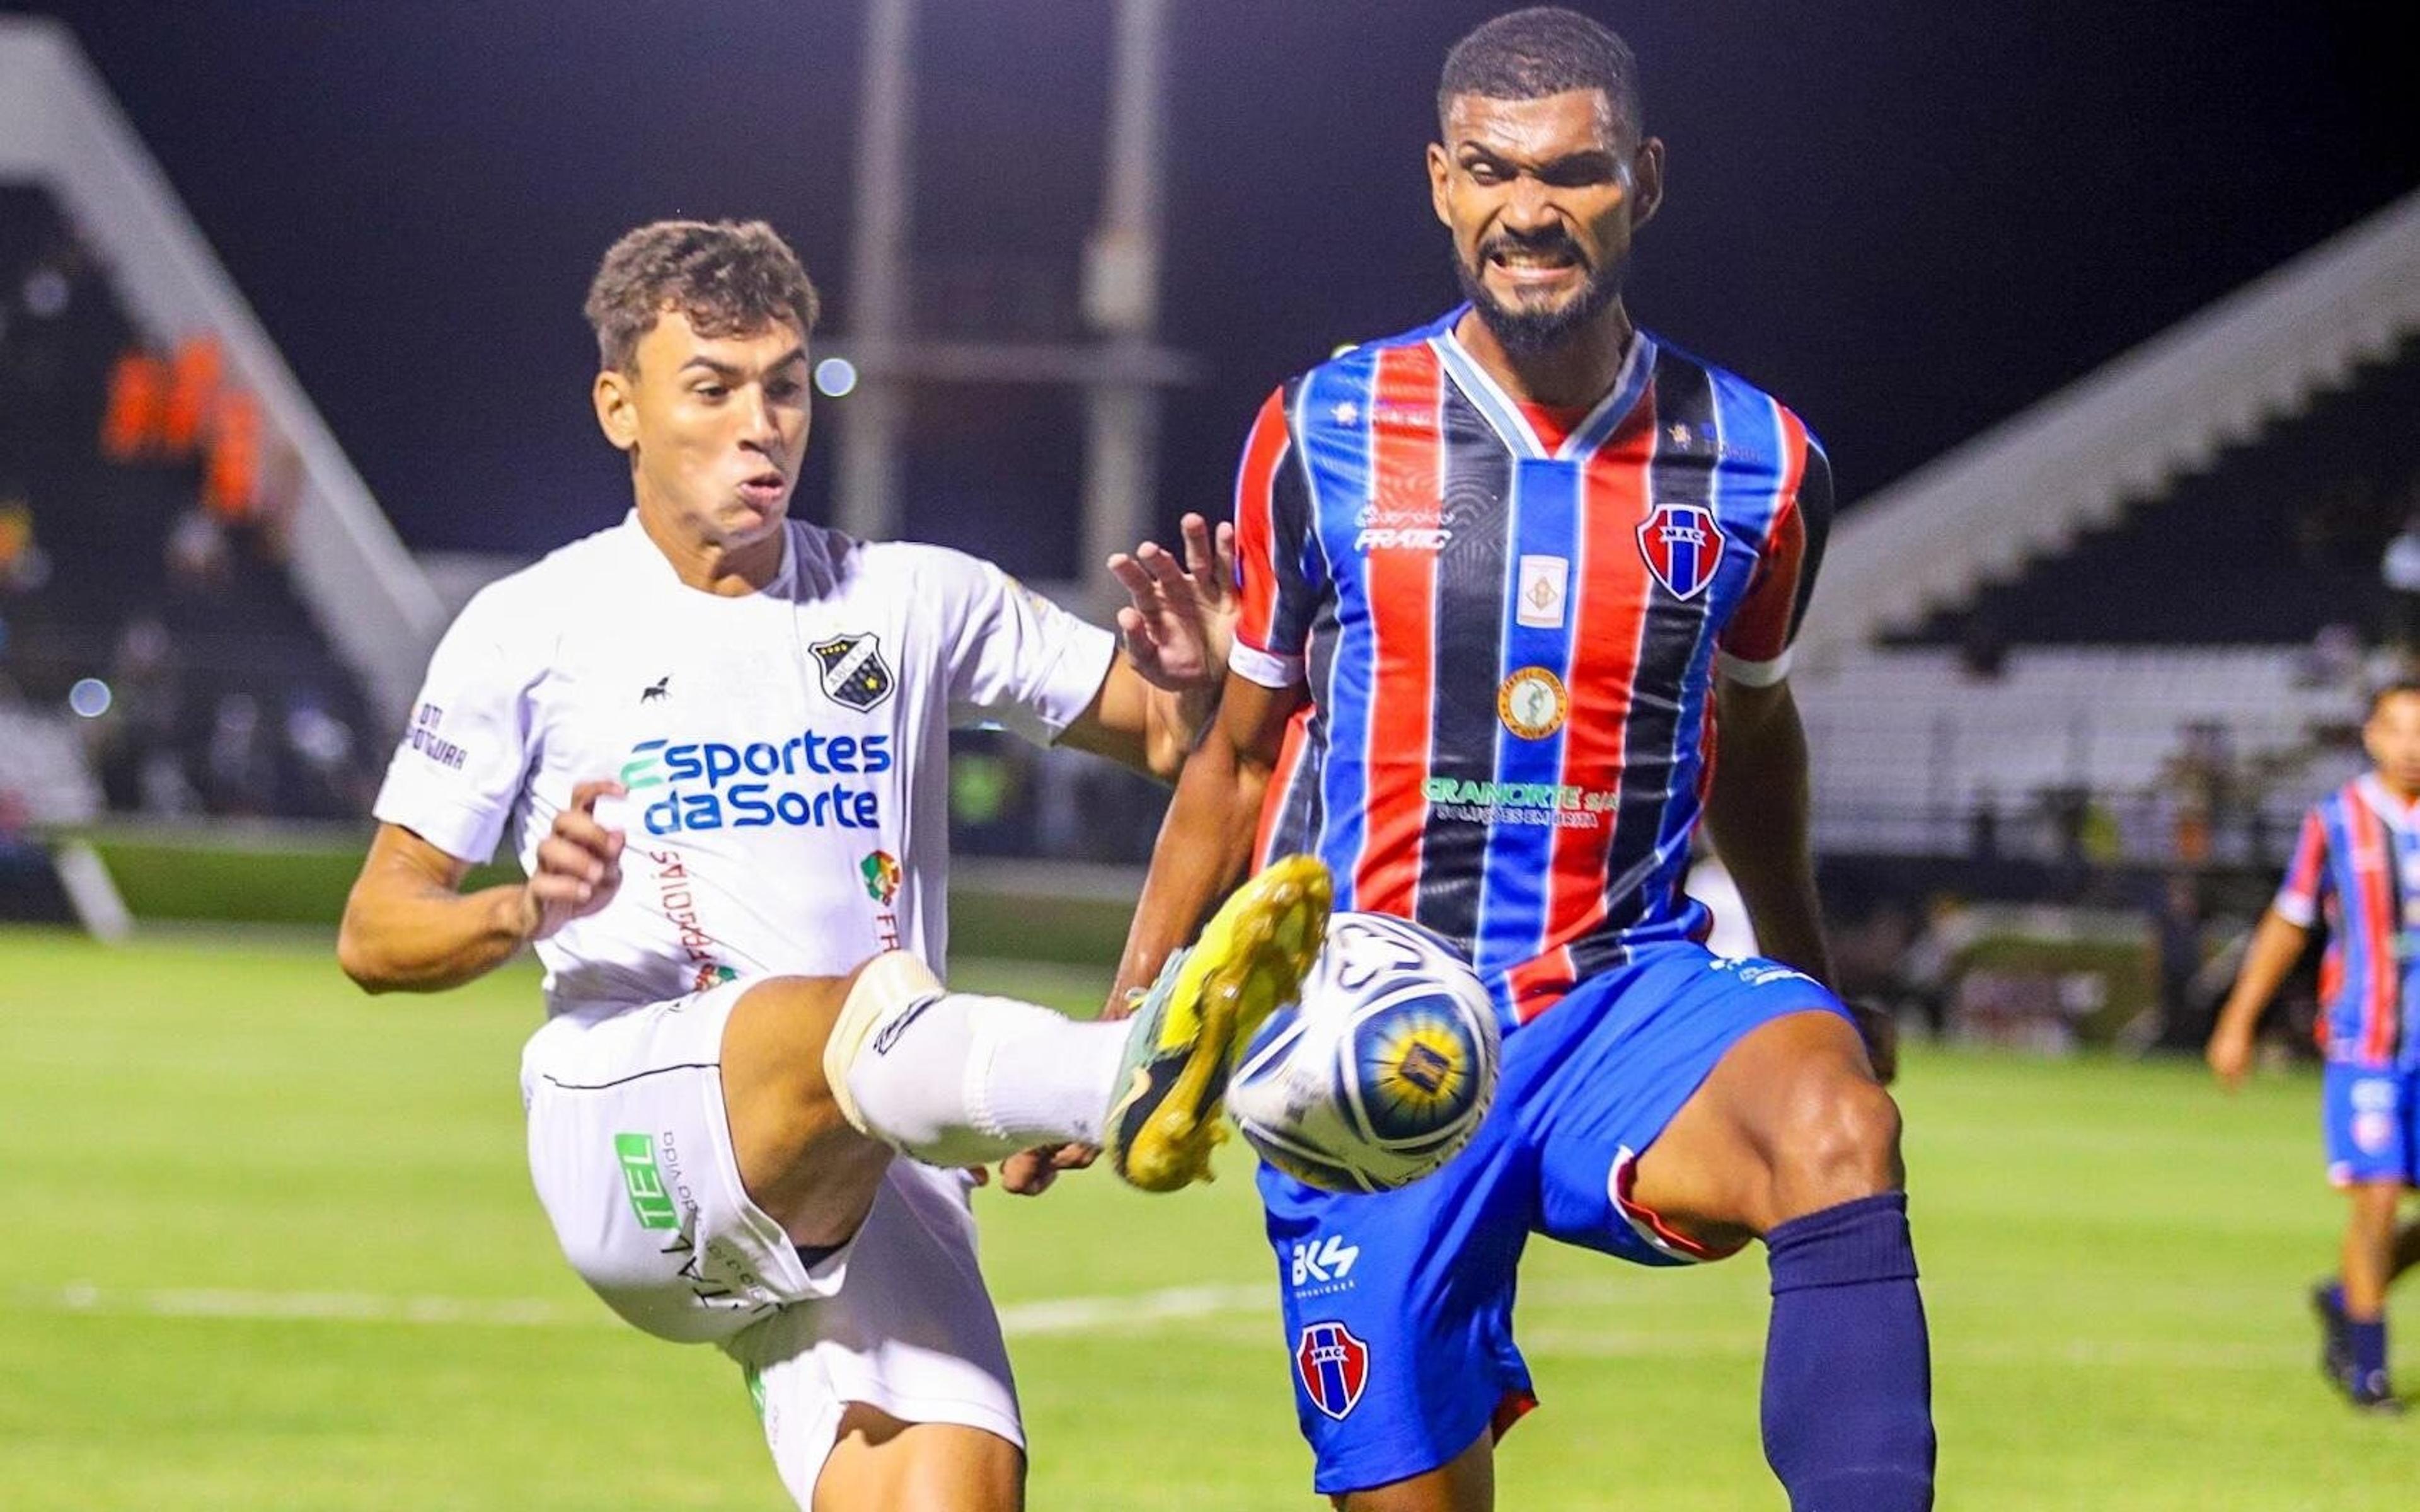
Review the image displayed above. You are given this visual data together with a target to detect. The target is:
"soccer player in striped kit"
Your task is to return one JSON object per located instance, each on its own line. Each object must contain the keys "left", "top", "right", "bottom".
{"left": 1076, "top": 10, "right": 1936, "bottom": 1508}
{"left": 2211, "top": 680, "right": 2420, "bottom": 1413}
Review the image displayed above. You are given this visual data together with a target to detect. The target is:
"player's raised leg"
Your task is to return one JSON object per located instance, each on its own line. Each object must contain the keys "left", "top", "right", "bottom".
{"left": 1627, "top": 1010, "right": 1932, "bottom": 1512}
{"left": 810, "top": 854, "right": 1332, "bottom": 1193}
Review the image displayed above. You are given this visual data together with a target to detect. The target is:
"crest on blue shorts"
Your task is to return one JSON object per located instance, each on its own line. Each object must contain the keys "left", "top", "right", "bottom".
{"left": 1636, "top": 502, "right": 1725, "bottom": 600}
{"left": 1296, "top": 1320, "right": 1370, "bottom": 1419}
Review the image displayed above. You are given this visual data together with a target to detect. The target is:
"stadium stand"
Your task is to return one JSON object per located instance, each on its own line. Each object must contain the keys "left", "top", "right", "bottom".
{"left": 1792, "top": 190, "right": 2420, "bottom": 868}
{"left": 1, "top": 185, "right": 377, "bottom": 820}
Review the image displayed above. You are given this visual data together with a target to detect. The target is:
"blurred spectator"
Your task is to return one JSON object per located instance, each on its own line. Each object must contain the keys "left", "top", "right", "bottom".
{"left": 164, "top": 506, "right": 233, "bottom": 592}
{"left": 2380, "top": 511, "right": 2420, "bottom": 650}
{"left": 2299, "top": 621, "right": 2365, "bottom": 689}
{"left": 0, "top": 495, "right": 50, "bottom": 594}
{"left": 2148, "top": 871, "right": 2210, "bottom": 1050}
{"left": 204, "top": 692, "right": 276, "bottom": 816}
{"left": 1956, "top": 609, "right": 2007, "bottom": 680}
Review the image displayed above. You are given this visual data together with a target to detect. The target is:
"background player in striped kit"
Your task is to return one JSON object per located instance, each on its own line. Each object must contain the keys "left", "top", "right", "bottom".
{"left": 1085, "top": 10, "right": 1935, "bottom": 1509}
{"left": 2210, "top": 680, "right": 2420, "bottom": 1412}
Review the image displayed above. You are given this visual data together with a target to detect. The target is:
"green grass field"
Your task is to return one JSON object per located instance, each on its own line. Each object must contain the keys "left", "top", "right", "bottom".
{"left": 3, "top": 927, "right": 2413, "bottom": 1509}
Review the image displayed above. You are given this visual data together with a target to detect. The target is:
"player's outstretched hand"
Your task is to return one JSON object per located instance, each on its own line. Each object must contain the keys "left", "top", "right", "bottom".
{"left": 520, "top": 779, "right": 627, "bottom": 942}
{"left": 998, "top": 1142, "right": 1098, "bottom": 1196}
{"left": 1109, "top": 513, "right": 1238, "bottom": 693}
{"left": 2206, "top": 1022, "right": 2254, "bottom": 1091}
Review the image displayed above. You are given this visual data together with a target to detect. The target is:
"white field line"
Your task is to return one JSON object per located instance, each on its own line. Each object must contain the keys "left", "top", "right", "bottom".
{"left": 13, "top": 1280, "right": 1271, "bottom": 1337}
{"left": 11, "top": 1280, "right": 2317, "bottom": 1370}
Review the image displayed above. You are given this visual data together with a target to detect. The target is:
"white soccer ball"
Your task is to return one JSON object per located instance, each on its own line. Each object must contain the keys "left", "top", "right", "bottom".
{"left": 1227, "top": 910, "right": 1501, "bottom": 1193}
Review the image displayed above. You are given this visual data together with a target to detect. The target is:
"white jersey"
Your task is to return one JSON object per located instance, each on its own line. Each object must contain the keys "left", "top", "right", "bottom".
{"left": 373, "top": 511, "right": 1115, "bottom": 1014}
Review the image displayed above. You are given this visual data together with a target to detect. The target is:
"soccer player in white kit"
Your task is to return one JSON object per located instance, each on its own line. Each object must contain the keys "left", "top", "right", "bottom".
{"left": 336, "top": 220, "right": 1330, "bottom": 1509}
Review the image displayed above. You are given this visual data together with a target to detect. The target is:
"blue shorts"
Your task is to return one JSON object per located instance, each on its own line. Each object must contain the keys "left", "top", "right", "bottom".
{"left": 2324, "top": 1063, "right": 2420, "bottom": 1188}
{"left": 1258, "top": 941, "right": 1848, "bottom": 1494}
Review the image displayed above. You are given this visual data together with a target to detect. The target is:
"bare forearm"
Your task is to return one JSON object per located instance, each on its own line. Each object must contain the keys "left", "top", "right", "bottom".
{"left": 1705, "top": 694, "right": 1832, "bottom": 985}
{"left": 1113, "top": 732, "right": 1271, "bottom": 1000}
{"left": 338, "top": 879, "right": 533, "bottom": 994}
{"left": 1143, "top": 680, "right": 1221, "bottom": 782}
{"left": 2212, "top": 912, "right": 2311, "bottom": 1041}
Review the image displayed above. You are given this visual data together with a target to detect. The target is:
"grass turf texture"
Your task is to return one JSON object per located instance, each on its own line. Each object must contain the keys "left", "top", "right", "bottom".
{"left": 3, "top": 927, "right": 2412, "bottom": 1509}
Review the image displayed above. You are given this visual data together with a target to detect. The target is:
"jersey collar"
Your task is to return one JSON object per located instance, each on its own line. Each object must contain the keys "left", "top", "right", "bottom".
{"left": 616, "top": 508, "right": 798, "bottom": 598}
{"left": 1427, "top": 312, "right": 1656, "bottom": 465}
{"left": 2357, "top": 772, "right": 2420, "bottom": 834}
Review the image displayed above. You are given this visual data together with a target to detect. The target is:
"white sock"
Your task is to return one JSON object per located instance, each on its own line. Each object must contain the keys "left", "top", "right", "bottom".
{"left": 841, "top": 991, "right": 1125, "bottom": 1166}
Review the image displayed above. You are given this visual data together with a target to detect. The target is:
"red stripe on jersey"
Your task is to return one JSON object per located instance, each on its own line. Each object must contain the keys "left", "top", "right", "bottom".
{"left": 1233, "top": 387, "right": 1294, "bottom": 657}
{"left": 1352, "top": 346, "right": 1444, "bottom": 915}
{"left": 1720, "top": 408, "right": 1813, "bottom": 665}
{"left": 2349, "top": 797, "right": 2398, "bottom": 1062}
{"left": 2283, "top": 811, "right": 2326, "bottom": 907}
{"left": 1502, "top": 396, "right": 1660, "bottom": 1021}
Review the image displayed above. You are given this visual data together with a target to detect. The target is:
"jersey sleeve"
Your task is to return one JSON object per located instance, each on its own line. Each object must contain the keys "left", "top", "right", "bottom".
{"left": 1717, "top": 421, "right": 1833, "bottom": 688}
{"left": 932, "top": 549, "right": 1117, "bottom": 745}
{"left": 1230, "top": 382, "right": 1327, "bottom": 690}
{"left": 371, "top": 585, "right": 539, "bottom": 865}
{"left": 2273, "top": 808, "right": 2331, "bottom": 927}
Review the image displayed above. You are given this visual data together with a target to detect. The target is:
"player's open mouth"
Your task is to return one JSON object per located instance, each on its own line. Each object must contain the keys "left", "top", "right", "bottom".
{"left": 737, "top": 471, "right": 786, "bottom": 506}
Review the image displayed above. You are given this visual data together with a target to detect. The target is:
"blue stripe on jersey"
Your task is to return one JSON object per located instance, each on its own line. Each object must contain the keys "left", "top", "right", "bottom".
{"left": 1297, "top": 353, "right": 1380, "bottom": 914}
{"left": 1473, "top": 457, "right": 1581, "bottom": 996}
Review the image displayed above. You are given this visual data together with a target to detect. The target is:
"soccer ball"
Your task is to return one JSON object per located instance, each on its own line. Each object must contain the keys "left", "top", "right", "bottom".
{"left": 1226, "top": 910, "right": 1501, "bottom": 1193}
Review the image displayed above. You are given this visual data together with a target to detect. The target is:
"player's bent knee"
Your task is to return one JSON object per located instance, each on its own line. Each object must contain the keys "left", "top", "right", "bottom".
{"left": 1766, "top": 1072, "right": 1903, "bottom": 1224}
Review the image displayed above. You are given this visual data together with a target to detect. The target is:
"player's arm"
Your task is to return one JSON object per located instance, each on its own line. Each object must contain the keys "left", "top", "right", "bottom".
{"left": 1703, "top": 673, "right": 1833, "bottom": 988}
{"left": 337, "top": 780, "right": 625, "bottom": 994}
{"left": 2205, "top": 908, "right": 2313, "bottom": 1089}
{"left": 1706, "top": 423, "right": 1834, "bottom": 983}
{"left": 1056, "top": 514, "right": 1237, "bottom": 781}
{"left": 1109, "top": 671, "right": 1305, "bottom": 1003}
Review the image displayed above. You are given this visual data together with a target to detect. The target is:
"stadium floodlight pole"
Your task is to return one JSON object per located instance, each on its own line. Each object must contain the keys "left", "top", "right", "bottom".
{"left": 1078, "top": 0, "right": 1170, "bottom": 614}
{"left": 836, "top": 0, "right": 915, "bottom": 543}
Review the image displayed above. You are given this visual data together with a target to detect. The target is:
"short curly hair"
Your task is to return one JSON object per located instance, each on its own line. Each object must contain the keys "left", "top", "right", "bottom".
{"left": 1438, "top": 7, "right": 1642, "bottom": 143}
{"left": 583, "top": 219, "right": 821, "bottom": 372}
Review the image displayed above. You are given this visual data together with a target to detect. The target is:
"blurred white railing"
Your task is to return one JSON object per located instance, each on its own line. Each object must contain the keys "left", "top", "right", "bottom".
{"left": 1795, "top": 646, "right": 2355, "bottom": 859}
{"left": 0, "top": 17, "right": 444, "bottom": 723}
{"left": 1802, "top": 188, "right": 2420, "bottom": 664}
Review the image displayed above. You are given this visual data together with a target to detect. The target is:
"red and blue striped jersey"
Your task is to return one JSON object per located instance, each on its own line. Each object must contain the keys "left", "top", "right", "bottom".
{"left": 1229, "top": 311, "right": 1831, "bottom": 1027}
{"left": 2274, "top": 775, "right": 2420, "bottom": 1068}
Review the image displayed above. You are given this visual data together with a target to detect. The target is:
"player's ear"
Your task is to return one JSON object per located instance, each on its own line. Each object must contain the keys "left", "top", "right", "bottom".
{"left": 1627, "top": 137, "right": 1666, "bottom": 231}
{"left": 594, "top": 366, "right": 638, "bottom": 453}
{"left": 1427, "top": 140, "right": 1455, "bottom": 227}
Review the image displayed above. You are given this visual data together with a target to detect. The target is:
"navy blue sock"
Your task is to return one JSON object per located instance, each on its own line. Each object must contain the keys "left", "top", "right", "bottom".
{"left": 1762, "top": 1191, "right": 1936, "bottom": 1512}
{"left": 2348, "top": 1317, "right": 2388, "bottom": 1392}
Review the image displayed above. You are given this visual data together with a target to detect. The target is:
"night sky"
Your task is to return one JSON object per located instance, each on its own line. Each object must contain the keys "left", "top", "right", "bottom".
{"left": 11, "top": 1, "right": 2416, "bottom": 575}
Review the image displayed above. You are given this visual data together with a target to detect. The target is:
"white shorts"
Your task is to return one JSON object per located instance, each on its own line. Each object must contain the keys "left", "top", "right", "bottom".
{"left": 520, "top": 979, "right": 1023, "bottom": 1501}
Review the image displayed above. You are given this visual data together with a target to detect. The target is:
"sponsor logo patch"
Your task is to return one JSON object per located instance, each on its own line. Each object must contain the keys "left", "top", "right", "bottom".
{"left": 2353, "top": 1109, "right": 2399, "bottom": 1156}
{"left": 1516, "top": 554, "right": 1568, "bottom": 628}
{"left": 1290, "top": 1234, "right": 1361, "bottom": 1290}
{"left": 861, "top": 850, "right": 902, "bottom": 904}
{"left": 614, "top": 1133, "right": 680, "bottom": 1230}
{"left": 1497, "top": 666, "right": 1567, "bottom": 740}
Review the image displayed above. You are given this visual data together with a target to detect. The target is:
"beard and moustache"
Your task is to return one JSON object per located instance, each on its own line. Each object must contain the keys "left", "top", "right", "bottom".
{"left": 1453, "top": 226, "right": 1626, "bottom": 356}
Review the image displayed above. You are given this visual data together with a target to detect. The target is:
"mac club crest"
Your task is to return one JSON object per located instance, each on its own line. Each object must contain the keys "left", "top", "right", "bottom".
{"left": 1295, "top": 1320, "right": 1371, "bottom": 1419}
{"left": 1635, "top": 502, "right": 1725, "bottom": 600}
